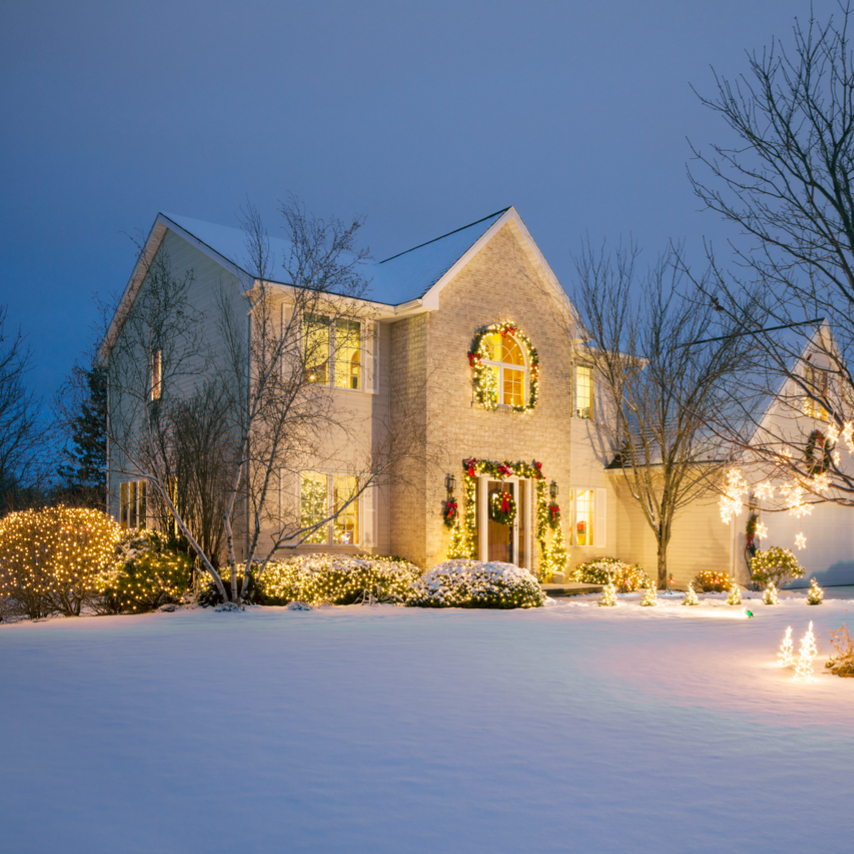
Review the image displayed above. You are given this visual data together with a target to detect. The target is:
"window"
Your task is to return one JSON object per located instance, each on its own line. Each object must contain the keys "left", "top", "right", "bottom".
{"left": 574, "top": 489, "right": 593, "bottom": 546}
{"left": 481, "top": 332, "right": 527, "bottom": 407}
{"left": 303, "top": 316, "right": 361, "bottom": 391}
{"left": 576, "top": 364, "right": 593, "bottom": 419}
{"left": 150, "top": 349, "right": 162, "bottom": 400}
{"left": 299, "top": 472, "right": 359, "bottom": 545}
{"left": 803, "top": 363, "right": 829, "bottom": 420}
{"left": 119, "top": 479, "right": 147, "bottom": 528}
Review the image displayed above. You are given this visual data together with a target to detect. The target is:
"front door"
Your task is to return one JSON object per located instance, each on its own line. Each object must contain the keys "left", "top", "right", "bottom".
{"left": 487, "top": 480, "right": 515, "bottom": 563}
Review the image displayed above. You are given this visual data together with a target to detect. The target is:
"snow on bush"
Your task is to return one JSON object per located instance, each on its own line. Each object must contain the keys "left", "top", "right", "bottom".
{"left": 408, "top": 559, "right": 546, "bottom": 609}
{"left": 749, "top": 546, "right": 805, "bottom": 588}
{"left": 570, "top": 557, "right": 649, "bottom": 592}
{"left": 256, "top": 554, "right": 422, "bottom": 606}
{"left": 94, "top": 528, "right": 192, "bottom": 614}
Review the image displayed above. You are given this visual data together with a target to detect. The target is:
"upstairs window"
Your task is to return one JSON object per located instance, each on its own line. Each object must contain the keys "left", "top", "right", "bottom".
{"left": 576, "top": 364, "right": 593, "bottom": 419}
{"left": 150, "top": 349, "right": 162, "bottom": 400}
{"left": 481, "top": 332, "right": 527, "bottom": 408}
{"left": 304, "top": 316, "right": 361, "bottom": 390}
{"left": 803, "top": 363, "right": 829, "bottom": 420}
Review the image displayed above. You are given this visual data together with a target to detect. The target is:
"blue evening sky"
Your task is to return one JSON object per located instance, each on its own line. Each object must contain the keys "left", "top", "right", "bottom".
{"left": 0, "top": 0, "right": 822, "bottom": 403}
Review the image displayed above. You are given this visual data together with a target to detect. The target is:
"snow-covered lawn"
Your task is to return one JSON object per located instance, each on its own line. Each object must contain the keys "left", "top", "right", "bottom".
{"left": 1, "top": 593, "right": 851, "bottom": 854}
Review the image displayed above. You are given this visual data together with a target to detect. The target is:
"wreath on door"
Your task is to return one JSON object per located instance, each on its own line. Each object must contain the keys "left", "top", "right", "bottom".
{"left": 489, "top": 490, "right": 517, "bottom": 526}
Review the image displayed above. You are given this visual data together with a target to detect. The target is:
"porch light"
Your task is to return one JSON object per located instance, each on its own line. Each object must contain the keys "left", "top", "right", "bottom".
{"left": 550, "top": 480, "right": 559, "bottom": 500}
{"left": 445, "top": 473, "right": 456, "bottom": 494}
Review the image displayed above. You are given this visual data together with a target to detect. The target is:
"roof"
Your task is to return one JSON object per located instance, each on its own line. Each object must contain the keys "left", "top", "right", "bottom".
{"left": 161, "top": 207, "right": 511, "bottom": 307}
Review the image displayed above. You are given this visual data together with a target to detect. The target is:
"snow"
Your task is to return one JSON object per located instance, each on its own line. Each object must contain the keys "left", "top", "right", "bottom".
{"left": 1, "top": 594, "right": 852, "bottom": 853}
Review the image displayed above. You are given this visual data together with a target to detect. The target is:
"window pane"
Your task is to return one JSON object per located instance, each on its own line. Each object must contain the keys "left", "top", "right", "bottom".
{"left": 333, "top": 475, "right": 359, "bottom": 545}
{"left": 150, "top": 350, "right": 162, "bottom": 400}
{"left": 128, "top": 481, "right": 137, "bottom": 528}
{"left": 304, "top": 316, "right": 329, "bottom": 385}
{"left": 503, "top": 367, "right": 525, "bottom": 406}
{"left": 481, "top": 333, "right": 500, "bottom": 361}
{"left": 138, "top": 481, "right": 147, "bottom": 528}
{"left": 501, "top": 335, "right": 525, "bottom": 366}
{"left": 300, "top": 472, "right": 328, "bottom": 543}
{"left": 576, "top": 489, "right": 593, "bottom": 546}
{"left": 120, "top": 482, "right": 128, "bottom": 528}
{"left": 576, "top": 365, "right": 593, "bottom": 419}
{"left": 334, "top": 319, "right": 361, "bottom": 390}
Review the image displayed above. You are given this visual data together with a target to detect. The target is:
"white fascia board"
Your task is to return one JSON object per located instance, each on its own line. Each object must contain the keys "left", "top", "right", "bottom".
{"left": 419, "top": 206, "right": 575, "bottom": 320}
{"left": 253, "top": 280, "right": 405, "bottom": 320}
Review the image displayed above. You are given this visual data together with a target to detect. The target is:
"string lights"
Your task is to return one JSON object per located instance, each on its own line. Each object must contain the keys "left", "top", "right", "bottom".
{"left": 778, "top": 626, "right": 795, "bottom": 667}
{"left": 795, "top": 621, "right": 819, "bottom": 681}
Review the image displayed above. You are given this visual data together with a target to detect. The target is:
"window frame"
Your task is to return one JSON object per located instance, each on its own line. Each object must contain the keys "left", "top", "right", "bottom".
{"left": 575, "top": 363, "right": 594, "bottom": 420}
{"left": 118, "top": 479, "right": 147, "bottom": 529}
{"left": 480, "top": 332, "right": 529, "bottom": 409}
{"left": 302, "top": 315, "right": 364, "bottom": 393}
{"left": 297, "top": 470, "right": 361, "bottom": 547}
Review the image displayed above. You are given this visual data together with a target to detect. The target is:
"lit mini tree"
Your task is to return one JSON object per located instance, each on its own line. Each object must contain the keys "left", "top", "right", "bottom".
{"left": 598, "top": 581, "right": 617, "bottom": 607}
{"left": 447, "top": 523, "right": 473, "bottom": 560}
{"left": 795, "top": 621, "right": 819, "bottom": 681}
{"left": 763, "top": 582, "right": 779, "bottom": 605}
{"left": 806, "top": 577, "right": 824, "bottom": 605}
{"left": 778, "top": 626, "right": 795, "bottom": 667}
{"left": 682, "top": 583, "right": 699, "bottom": 606}
{"left": 726, "top": 584, "right": 742, "bottom": 605}
{"left": 547, "top": 522, "right": 568, "bottom": 578}
{"left": 640, "top": 580, "right": 657, "bottom": 606}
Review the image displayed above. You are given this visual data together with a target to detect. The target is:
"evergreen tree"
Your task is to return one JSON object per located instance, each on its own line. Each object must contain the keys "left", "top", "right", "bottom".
{"left": 640, "top": 580, "right": 657, "bottom": 606}
{"left": 547, "top": 522, "right": 568, "bottom": 577}
{"left": 726, "top": 584, "right": 742, "bottom": 605}
{"left": 682, "top": 583, "right": 699, "bottom": 606}
{"left": 806, "top": 578, "right": 824, "bottom": 605}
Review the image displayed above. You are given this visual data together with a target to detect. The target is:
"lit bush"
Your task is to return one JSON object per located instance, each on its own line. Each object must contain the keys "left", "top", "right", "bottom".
{"left": 256, "top": 554, "right": 422, "bottom": 606}
{"left": 749, "top": 546, "right": 805, "bottom": 588}
{"left": 570, "top": 557, "right": 649, "bottom": 592}
{"left": 692, "top": 570, "right": 733, "bottom": 593}
{"left": 825, "top": 625, "right": 854, "bottom": 678}
{"left": 409, "top": 559, "right": 546, "bottom": 609}
{"left": 94, "top": 528, "right": 191, "bottom": 614}
{"left": 0, "top": 506, "right": 121, "bottom": 619}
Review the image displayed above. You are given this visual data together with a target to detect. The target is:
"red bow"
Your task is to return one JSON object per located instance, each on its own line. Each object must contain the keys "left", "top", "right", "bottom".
{"left": 500, "top": 493, "right": 511, "bottom": 513}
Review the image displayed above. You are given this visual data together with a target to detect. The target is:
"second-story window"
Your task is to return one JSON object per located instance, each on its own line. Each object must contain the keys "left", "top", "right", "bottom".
{"left": 304, "top": 315, "right": 361, "bottom": 391}
{"left": 150, "top": 349, "right": 162, "bottom": 400}
{"left": 481, "top": 331, "right": 527, "bottom": 407}
{"left": 803, "top": 363, "right": 829, "bottom": 420}
{"left": 576, "top": 364, "right": 593, "bottom": 419}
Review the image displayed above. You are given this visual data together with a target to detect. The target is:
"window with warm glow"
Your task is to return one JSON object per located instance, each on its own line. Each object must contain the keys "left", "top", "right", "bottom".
{"left": 150, "top": 349, "right": 162, "bottom": 400}
{"left": 298, "top": 472, "right": 359, "bottom": 546}
{"left": 803, "top": 363, "right": 829, "bottom": 420}
{"left": 303, "top": 315, "right": 330, "bottom": 384}
{"left": 300, "top": 472, "right": 328, "bottom": 543}
{"left": 576, "top": 364, "right": 593, "bottom": 419}
{"left": 574, "top": 489, "right": 593, "bottom": 546}
{"left": 482, "top": 332, "right": 527, "bottom": 407}
{"left": 334, "top": 319, "right": 361, "bottom": 390}
{"left": 119, "top": 480, "right": 147, "bottom": 528}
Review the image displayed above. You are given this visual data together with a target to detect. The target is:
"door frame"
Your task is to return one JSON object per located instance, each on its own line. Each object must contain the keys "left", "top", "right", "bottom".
{"left": 476, "top": 475, "right": 532, "bottom": 568}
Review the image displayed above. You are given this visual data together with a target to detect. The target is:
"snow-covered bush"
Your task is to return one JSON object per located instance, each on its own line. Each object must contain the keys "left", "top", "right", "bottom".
{"left": 692, "top": 570, "right": 733, "bottom": 592}
{"left": 408, "top": 559, "right": 545, "bottom": 609}
{"left": 94, "top": 528, "right": 191, "bottom": 614}
{"left": 570, "top": 557, "right": 649, "bottom": 592}
{"left": 749, "top": 546, "right": 804, "bottom": 588}
{"left": 257, "top": 554, "right": 422, "bottom": 606}
{"left": 0, "top": 506, "right": 121, "bottom": 619}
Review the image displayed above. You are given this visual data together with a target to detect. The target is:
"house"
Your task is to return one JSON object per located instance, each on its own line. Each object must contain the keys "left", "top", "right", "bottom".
{"left": 101, "top": 206, "right": 618, "bottom": 577}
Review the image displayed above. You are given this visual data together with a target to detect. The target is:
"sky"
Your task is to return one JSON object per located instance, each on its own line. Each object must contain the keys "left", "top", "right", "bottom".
{"left": 0, "top": 0, "right": 827, "bottom": 405}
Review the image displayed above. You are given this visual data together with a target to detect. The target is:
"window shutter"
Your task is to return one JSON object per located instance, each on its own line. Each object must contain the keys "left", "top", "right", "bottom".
{"left": 595, "top": 487, "right": 607, "bottom": 548}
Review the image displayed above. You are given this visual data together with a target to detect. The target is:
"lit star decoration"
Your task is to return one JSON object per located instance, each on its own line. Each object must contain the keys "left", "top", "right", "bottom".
{"left": 781, "top": 481, "right": 812, "bottom": 518}
{"left": 795, "top": 621, "right": 819, "bottom": 681}
{"left": 809, "top": 472, "right": 830, "bottom": 493}
{"left": 719, "top": 468, "right": 748, "bottom": 524}
{"left": 756, "top": 522, "right": 768, "bottom": 540}
{"left": 795, "top": 533, "right": 807, "bottom": 550}
{"left": 755, "top": 481, "right": 774, "bottom": 501}
{"left": 778, "top": 626, "right": 795, "bottom": 666}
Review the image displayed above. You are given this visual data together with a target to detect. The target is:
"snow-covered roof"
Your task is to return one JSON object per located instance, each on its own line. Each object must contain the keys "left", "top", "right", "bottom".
{"left": 160, "top": 207, "right": 510, "bottom": 307}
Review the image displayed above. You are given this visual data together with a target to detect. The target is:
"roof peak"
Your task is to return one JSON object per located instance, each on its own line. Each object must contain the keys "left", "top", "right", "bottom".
{"left": 380, "top": 207, "right": 511, "bottom": 264}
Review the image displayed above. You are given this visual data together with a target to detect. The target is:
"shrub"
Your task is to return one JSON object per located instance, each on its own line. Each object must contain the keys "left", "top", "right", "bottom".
{"left": 257, "top": 554, "right": 422, "bottom": 606}
{"left": 196, "top": 571, "right": 259, "bottom": 607}
{"left": 0, "top": 506, "right": 121, "bottom": 619}
{"left": 409, "top": 559, "right": 545, "bottom": 609}
{"left": 749, "top": 547, "right": 805, "bottom": 588}
{"left": 94, "top": 528, "right": 191, "bottom": 614}
{"left": 825, "top": 625, "right": 854, "bottom": 678}
{"left": 570, "top": 557, "right": 649, "bottom": 592}
{"left": 692, "top": 570, "right": 733, "bottom": 593}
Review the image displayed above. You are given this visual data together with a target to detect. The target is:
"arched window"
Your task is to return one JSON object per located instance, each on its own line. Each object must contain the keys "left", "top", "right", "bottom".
{"left": 481, "top": 331, "right": 527, "bottom": 408}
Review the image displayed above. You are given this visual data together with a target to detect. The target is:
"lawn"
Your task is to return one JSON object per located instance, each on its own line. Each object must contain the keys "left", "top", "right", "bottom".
{"left": 1, "top": 593, "right": 851, "bottom": 853}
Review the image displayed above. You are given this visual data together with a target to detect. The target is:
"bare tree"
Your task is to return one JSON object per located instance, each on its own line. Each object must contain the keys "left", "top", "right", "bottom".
{"left": 572, "top": 243, "right": 747, "bottom": 586}
{"left": 690, "top": 0, "right": 854, "bottom": 505}
{"left": 0, "top": 305, "right": 44, "bottom": 512}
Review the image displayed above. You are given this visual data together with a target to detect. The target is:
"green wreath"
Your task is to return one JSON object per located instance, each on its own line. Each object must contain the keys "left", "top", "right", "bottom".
{"left": 489, "top": 491, "right": 517, "bottom": 526}
{"left": 805, "top": 429, "right": 832, "bottom": 475}
{"left": 467, "top": 321, "right": 539, "bottom": 412}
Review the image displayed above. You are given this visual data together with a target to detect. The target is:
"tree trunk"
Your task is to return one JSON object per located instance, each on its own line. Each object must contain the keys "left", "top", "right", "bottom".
{"left": 657, "top": 543, "right": 668, "bottom": 590}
